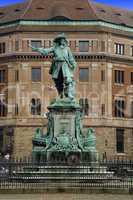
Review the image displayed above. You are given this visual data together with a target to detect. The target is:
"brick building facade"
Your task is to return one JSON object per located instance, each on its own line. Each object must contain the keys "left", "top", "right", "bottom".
{"left": 0, "top": 0, "right": 133, "bottom": 159}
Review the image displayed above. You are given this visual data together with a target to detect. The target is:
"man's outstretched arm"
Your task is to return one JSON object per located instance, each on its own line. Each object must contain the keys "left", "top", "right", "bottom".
{"left": 29, "top": 44, "right": 54, "bottom": 56}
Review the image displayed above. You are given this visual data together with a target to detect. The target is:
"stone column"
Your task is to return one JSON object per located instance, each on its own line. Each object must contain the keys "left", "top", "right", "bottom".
{"left": 107, "top": 63, "right": 113, "bottom": 118}
{"left": 7, "top": 63, "right": 14, "bottom": 117}
{"left": 91, "top": 63, "right": 99, "bottom": 117}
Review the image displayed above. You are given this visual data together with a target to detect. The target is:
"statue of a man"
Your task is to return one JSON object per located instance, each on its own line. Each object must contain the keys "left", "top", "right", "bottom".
{"left": 30, "top": 33, "right": 77, "bottom": 100}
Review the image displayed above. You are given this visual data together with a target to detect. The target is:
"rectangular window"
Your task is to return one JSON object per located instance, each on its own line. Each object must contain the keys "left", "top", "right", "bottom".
{"left": 115, "top": 70, "right": 124, "bottom": 84}
{"left": 116, "top": 128, "right": 124, "bottom": 153}
{"left": 15, "top": 70, "right": 19, "bottom": 82}
{"left": 0, "top": 70, "right": 6, "bottom": 83}
{"left": 0, "top": 100, "right": 7, "bottom": 117}
{"left": 79, "top": 98, "right": 89, "bottom": 116}
{"left": 115, "top": 99, "right": 125, "bottom": 118}
{"left": 101, "top": 41, "right": 106, "bottom": 52}
{"left": 131, "top": 46, "right": 133, "bottom": 56}
{"left": 131, "top": 101, "right": 133, "bottom": 118}
{"left": 31, "top": 40, "right": 42, "bottom": 51}
{"left": 131, "top": 72, "right": 133, "bottom": 85}
{"left": 15, "top": 104, "right": 18, "bottom": 116}
{"left": 15, "top": 41, "right": 19, "bottom": 51}
{"left": 32, "top": 68, "right": 41, "bottom": 82}
{"left": 0, "top": 128, "right": 3, "bottom": 153}
{"left": 101, "top": 104, "right": 105, "bottom": 116}
{"left": 0, "top": 43, "right": 6, "bottom": 54}
{"left": 101, "top": 70, "right": 105, "bottom": 81}
{"left": 79, "top": 68, "right": 89, "bottom": 82}
{"left": 115, "top": 43, "right": 124, "bottom": 55}
{"left": 79, "top": 41, "right": 89, "bottom": 52}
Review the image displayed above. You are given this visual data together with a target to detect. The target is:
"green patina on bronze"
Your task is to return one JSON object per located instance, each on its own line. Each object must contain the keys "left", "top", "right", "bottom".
{"left": 30, "top": 33, "right": 76, "bottom": 100}
{"left": 32, "top": 34, "right": 97, "bottom": 164}
{"left": 32, "top": 99, "right": 97, "bottom": 163}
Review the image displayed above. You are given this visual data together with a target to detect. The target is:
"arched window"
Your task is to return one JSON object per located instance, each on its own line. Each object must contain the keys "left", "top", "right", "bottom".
{"left": 31, "top": 98, "right": 41, "bottom": 115}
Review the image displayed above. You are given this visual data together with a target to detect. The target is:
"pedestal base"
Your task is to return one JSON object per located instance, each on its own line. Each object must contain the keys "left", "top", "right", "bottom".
{"left": 32, "top": 98, "right": 97, "bottom": 164}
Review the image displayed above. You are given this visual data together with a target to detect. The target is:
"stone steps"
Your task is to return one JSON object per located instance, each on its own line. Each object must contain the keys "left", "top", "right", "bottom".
{"left": 9, "top": 164, "right": 118, "bottom": 183}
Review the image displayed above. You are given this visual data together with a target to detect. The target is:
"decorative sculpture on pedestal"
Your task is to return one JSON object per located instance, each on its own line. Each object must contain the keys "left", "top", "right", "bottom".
{"left": 31, "top": 33, "right": 97, "bottom": 164}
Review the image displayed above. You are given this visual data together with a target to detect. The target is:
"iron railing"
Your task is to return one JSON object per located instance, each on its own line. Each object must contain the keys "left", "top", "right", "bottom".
{"left": 0, "top": 158, "right": 132, "bottom": 190}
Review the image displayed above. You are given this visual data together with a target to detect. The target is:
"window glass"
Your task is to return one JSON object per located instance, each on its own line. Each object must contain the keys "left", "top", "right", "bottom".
{"left": 131, "top": 101, "right": 133, "bottom": 118}
{"left": 32, "top": 68, "right": 41, "bottom": 82}
{"left": 31, "top": 40, "right": 42, "bottom": 51}
{"left": 131, "top": 46, "right": 133, "bottom": 56}
{"left": 0, "top": 43, "right": 6, "bottom": 54}
{"left": 0, "top": 70, "right": 6, "bottom": 83}
{"left": 79, "top": 98, "right": 89, "bottom": 116}
{"left": 0, "top": 100, "right": 7, "bottom": 117}
{"left": 115, "top": 100, "right": 125, "bottom": 117}
{"left": 15, "top": 104, "right": 18, "bottom": 115}
{"left": 116, "top": 128, "right": 124, "bottom": 153}
{"left": 31, "top": 98, "right": 41, "bottom": 115}
{"left": 115, "top": 70, "right": 124, "bottom": 84}
{"left": 15, "top": 70, "right": 19, "bottom": 82}
{"left": 79, "top": 41, "right": 89, "bottom": 52}
{"left": 131, "top": 72, "right": 133, "bottom": 85}
{"left": 115, "top": 43, "right": 124, "bottom": 55}
{"left": 79, "top": 68, "right": 89, "bottom": 82}
{"left": 101, "top": 70, "right": 105, "bottom": 81}
{"left": 101, "top": 104, "right": 105, "bottom": 115}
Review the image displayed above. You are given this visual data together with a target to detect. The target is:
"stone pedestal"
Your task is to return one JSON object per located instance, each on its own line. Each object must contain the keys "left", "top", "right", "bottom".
{"left": 32, "top": 98, "right": 97, "bottom": 164}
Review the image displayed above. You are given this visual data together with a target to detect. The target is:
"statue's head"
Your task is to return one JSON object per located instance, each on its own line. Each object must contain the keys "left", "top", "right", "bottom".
{"left": 54, "top": 33, "right": 68, "bottom": 47}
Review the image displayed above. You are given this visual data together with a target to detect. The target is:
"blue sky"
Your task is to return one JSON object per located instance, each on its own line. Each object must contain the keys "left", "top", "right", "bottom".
{"left": 0, "top": 0, "right": 133, "bottom": 10}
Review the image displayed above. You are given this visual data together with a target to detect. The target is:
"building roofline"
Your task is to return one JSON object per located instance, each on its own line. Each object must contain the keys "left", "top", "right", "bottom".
{"left": 0, "top": 0, "right": 133, "bottom": 30}
{"left": 0, "top": 19, "right": 133, "bottom": 35}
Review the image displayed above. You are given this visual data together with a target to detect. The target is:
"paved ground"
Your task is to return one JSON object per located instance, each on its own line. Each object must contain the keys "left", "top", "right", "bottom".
{"left": 0, "top": 194, "right": 132, "bottom": 200}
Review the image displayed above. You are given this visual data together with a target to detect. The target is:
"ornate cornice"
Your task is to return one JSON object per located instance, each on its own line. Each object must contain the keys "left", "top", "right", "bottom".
{"left": 0, "top": 53, "right": 133, "bottom": 65}
{"left": 0, "top": 20, "right": 133, "bottom": 35}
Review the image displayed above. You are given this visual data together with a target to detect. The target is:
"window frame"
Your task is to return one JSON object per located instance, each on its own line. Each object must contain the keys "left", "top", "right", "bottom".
{"left": 131, "top": 46, "right": 133, "bottom": 57}
{"left": 101, "top": 104, "right": 105, "bottom": 116}
{"left": 31, "top": 98, "right": 41, "bottom": 115}
{"left": 31, "top": 67, "right": 41, "bottom": 82}
{"left": 0, "top": 42, "right": 6, "bottom": 54}
{"left": 131, "top": 101, "right": 133, "bottom": 118}
{"left": 79, "top": 40, "right": 89, "bottom": 52}
{"left": 79, "top": 68, "right": 89, "bottom": 82}
{"left": 0, "top": 70, "right": 6, "bottom": 83}
{"left": 114, "top": 70, "right": 124, "bottom": 84}
{"left": 15, "top": 103, "right": 19, "bottom": 116}
{"left": 101, "top": 70, "right": 105, "bottom": 82}
{"left": 115, "top": 43, "right": 125, "bottom": 55}
{"left": 114, "top": 99, "right": 125, "bottom": 118}
{"left": 31, "top": 40, "right": 42, "bottom": 51}
{"left": 116, "top": 128, "right": 124, "bottom": 153}
{"left": 15, "top": 70, "right": 19, "bottom": 82}
{"left": 131, "top": 72, "right": 133, "bottom": 85}
{"left": 0, "top": 99, "right": 7, "bottom": 117}
{"left": 79, "top": 98, "right": 89, "bottom": 116}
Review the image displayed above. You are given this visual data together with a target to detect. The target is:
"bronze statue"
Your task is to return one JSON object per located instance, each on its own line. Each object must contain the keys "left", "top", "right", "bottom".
{"left": 30, "top": 33, "right": 77, "bottom": 100}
